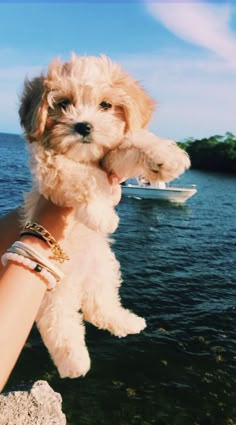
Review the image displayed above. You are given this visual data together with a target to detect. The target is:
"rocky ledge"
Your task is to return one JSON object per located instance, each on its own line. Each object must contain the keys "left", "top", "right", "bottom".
{"left": 0, "top": 380, "right": 66, "bottom": 425}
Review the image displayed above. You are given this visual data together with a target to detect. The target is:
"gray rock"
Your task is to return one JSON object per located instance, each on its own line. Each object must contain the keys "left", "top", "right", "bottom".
{"left": 0, "top": 380, "right": 66, "bottom": 425}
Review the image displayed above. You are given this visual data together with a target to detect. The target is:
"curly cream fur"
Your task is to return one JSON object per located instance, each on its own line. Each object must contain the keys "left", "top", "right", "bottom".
{"left": 19, "top": 53, "right": 190, "bottom": 378}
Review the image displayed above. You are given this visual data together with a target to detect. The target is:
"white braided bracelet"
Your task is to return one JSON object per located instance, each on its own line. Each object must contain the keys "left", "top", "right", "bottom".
{"left": 1, "top": 252, "right": 57, "bottom": 290}
{"left": 7, "top": 241, "right": 64, "bottom": 282}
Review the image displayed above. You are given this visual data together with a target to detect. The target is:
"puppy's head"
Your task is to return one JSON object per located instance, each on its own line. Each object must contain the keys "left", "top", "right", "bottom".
{"left": 19, "top": 54, "right": 154, "bottom": 163}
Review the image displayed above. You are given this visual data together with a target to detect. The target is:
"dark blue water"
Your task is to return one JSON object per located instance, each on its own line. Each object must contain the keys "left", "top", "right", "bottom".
{"left": 1, "top": 134, "right": 236, "bottom": 425}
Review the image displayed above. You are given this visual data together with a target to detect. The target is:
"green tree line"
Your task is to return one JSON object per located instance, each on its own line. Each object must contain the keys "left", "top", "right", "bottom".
{"left": 178, "top": 132, "right": 236, "bottom": 173}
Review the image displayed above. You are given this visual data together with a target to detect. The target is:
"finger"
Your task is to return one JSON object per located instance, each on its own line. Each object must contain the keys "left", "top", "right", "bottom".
{"left": 111, "top": 185, "right": 122, "bottom": 206}
{"left": 108, "top": 173, "right": 127, "bottom": 185}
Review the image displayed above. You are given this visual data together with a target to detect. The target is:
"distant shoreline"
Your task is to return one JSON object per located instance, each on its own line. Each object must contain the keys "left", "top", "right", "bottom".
{"left": 1, "top": 132, "right": 235, "bottom": 174}
{"left": 178, "top": 132, "right": 236, "bottom": 174}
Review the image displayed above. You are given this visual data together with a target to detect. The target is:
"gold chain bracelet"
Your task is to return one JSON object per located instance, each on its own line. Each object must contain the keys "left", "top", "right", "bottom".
{"left": 20, "top": 222, "right": 70, "bottom": 263}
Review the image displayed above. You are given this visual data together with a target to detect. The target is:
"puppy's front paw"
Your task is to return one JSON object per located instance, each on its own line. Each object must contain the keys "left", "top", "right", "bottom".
{"left": 102, "top": 130, "right": 190, "bottom": 184}
{"left": 56, "top": 346, "right": 91, "bottom": 378}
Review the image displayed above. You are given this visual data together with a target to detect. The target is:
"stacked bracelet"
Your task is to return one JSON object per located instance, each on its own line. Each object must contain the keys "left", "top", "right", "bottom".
{"left": 1, "top": 252, "right": 57, "bottom": 290}
{"left": 1, "top": 240, "right": 66, "bottom": 291}
{"left": 8, "top": 241, "right": 64, "bottom": 282}
{"left": 1, "top": 221, "right": 68, "bottom": 290}
{"left": 20, "top": 221, "right": 69, "bottom": 263}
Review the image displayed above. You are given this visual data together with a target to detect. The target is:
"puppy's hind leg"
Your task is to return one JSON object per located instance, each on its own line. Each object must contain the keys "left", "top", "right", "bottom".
{"left": 81, "top": 252, "right": 146, "bottom": 337}
{"left": 36, "top": 292, "right": 91, "bottom": 378}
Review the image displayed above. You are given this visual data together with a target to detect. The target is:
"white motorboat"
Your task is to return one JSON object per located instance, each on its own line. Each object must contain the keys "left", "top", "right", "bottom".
{"left": 121, "top": 178, "right": 197, "bottom": 203}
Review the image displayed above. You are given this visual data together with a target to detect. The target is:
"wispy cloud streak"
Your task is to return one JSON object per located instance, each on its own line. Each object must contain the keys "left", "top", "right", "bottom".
{"left": 145, "top": 1, "right": 236, "bottom": 66}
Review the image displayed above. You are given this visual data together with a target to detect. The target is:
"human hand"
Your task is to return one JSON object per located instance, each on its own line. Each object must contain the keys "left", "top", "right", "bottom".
{"left": 107, "top": 174, "right": 127, "bottom": 206}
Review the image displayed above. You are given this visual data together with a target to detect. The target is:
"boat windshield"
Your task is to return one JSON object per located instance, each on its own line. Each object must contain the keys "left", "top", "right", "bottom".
{"left": 138, "top": 177, "right": 166, "bottom": 189}
{"left": 152, "top": 181, "right": 166, "bottom": 189}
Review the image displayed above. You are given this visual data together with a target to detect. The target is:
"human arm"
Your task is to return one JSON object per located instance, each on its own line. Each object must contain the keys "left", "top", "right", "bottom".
{"left": 0, "top": 197, "right": 73, "bottom": 391}
{"left": 0, "top": 179, "right": 122, "bottom": 392}
{"left": 0, "top": 259, "right": 47, "bottom": 391}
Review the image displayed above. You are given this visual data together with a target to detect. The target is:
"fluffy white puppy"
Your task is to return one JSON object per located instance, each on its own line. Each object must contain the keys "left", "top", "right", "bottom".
{"left": 19, "top": 54, "right": 190, "bottom": 378}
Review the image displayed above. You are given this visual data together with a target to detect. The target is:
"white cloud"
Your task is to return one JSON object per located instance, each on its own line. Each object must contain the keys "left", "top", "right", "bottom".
{"left": 119, "top": 52, "right": 236, "bottom": 140}
{"left": 145, "top": 2, "right": 236, "bottom": 67}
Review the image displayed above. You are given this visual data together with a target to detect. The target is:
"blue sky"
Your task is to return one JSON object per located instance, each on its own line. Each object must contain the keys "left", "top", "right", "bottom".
{"left": 0, "top": 1, "right": 236, "bottom": 141}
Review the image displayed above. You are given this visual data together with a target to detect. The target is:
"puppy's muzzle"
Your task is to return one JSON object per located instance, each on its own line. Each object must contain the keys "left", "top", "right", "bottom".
{"left": 74, "top": 122, "right": 93, "bottom": 143}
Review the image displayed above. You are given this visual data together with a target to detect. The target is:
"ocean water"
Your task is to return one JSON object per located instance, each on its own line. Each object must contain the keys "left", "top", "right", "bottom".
{"left": 1, "top": 134, "right": 236, "bottom": 425}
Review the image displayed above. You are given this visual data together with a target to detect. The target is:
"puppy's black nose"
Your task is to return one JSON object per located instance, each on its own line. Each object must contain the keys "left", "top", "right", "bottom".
{"left": 74, "top": 122, "right": 93, "bottom": 137}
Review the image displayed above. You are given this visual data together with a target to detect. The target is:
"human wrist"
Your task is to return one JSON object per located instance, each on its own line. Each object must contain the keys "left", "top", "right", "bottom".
{"left": 20, "top": 221, "right": 69, "bottom": 263}
{"left": 29, "top": 195, "right": 73, "bottom": 243}
{"left": 2, "top": 236, "right": 65, "bottom": 290}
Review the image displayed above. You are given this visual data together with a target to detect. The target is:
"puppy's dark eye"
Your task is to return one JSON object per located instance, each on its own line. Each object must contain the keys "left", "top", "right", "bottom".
{"left": 99, "top": 101, "right": 112, "bottom": 110}
{"left": 58, "top": 99, "right": 72, "bottom": 110}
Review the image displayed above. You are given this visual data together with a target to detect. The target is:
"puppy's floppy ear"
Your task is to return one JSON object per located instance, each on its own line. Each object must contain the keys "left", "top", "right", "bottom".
{"left": 19, "top": 76, "right": 48, "bottom": 142}
{"left": 118, "top": 75, "right": 155, "bottom": 133}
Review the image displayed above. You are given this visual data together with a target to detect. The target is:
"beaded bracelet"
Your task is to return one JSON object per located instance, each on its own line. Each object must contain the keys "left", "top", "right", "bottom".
{"left": 7, "top": 241, "right": 64, "bottom": 282}
{"left": 1, "top": 252, "right": 57, "bottom": 290}
{"left": 6, "top": 247, "right": 61, "bottom": 284}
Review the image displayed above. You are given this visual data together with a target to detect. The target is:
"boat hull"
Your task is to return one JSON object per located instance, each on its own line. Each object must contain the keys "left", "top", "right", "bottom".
{"left": 122, "top": 185, "right": 197, "bottom": 203}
